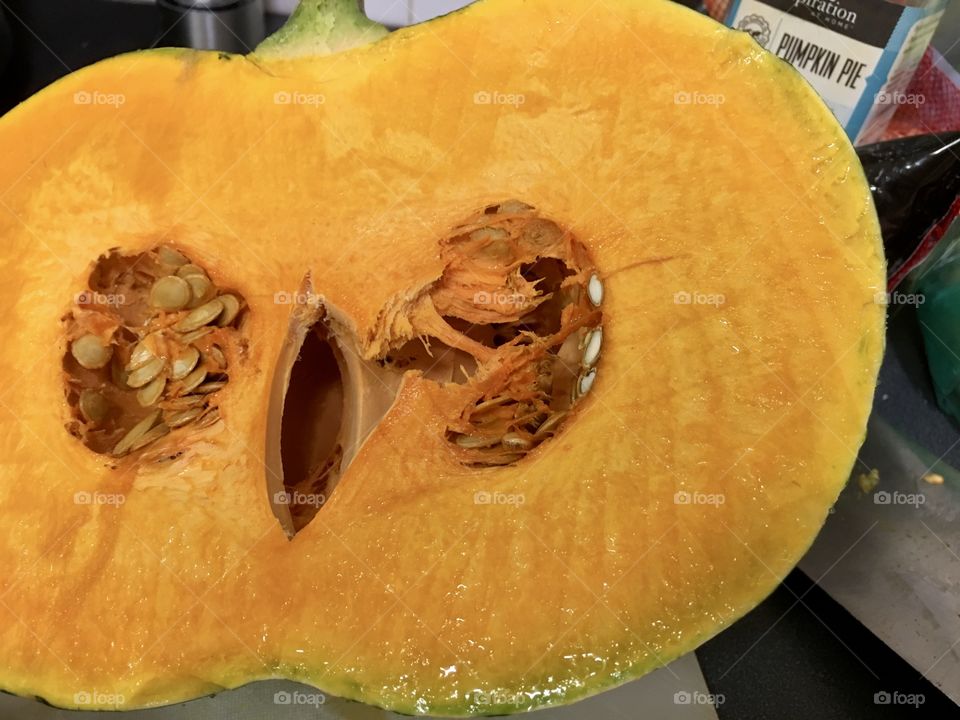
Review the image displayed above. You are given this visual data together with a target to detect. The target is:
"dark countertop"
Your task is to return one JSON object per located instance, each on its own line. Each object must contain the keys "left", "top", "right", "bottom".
{"left": 0, "top": 1, "right": 955, "bottom": 718}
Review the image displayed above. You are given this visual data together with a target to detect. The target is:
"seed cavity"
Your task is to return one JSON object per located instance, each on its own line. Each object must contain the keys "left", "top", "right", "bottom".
{"left": 63, "top": 245, "right": 246, "bottom": 457}
{"left": 376, "top": 199, "right": 603, "bottom": 468}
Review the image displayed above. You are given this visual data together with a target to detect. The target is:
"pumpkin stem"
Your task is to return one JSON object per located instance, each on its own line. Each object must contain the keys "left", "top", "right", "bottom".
{"left": 253, "top": 0, "right": 388, "bottom": 60}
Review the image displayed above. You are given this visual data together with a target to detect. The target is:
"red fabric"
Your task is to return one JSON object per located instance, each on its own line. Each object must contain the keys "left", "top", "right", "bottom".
{"left": 703, "top": 0, "right": 960, "bottom": 141}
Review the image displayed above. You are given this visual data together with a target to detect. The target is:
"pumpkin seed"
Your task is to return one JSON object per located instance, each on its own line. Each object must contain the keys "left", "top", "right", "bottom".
{"left": 454, "top": 434, "right": 500, "bottom": 449}
{"left": 185, "top": 274, "right": 213, "bottom": 308}
{"left": 207, "top": 345, "right": 226, "bottom": 369}
{"left": 126, "top": 356, "right": 165, "bottom": 388}
{"left": 196, "top": 407, "right": 221, "bottom": 428}
{"left": 534, "top": 411, "right": 566, "bottom": 439}
{"left": 136, "top": 375, "right": 166, "bottom": 406}
{"left": 177, "top": 327, "right": 213, "bottom": 345}
{"left": 71, "top": 334, "right": 112, "bottom": 370}
{"left": 111, "top": 410, "right": 161, "bottom": 456}
{"left": 165, "top": 406, "right": 204, "bottom": 428}
{"left": 174, "top": 299, "right": 223, "bottom": 333}
{"left": 149, "top": 275, "right": 191, "bottom": 311}
{"left": 156, "top": 246, "right": 189, "bottom": 267}
{"left": 194, "top": 381, "right": 226, "bottom": 394}
{"left": 577, "top": 368, "right": 597, "bottom": 397}
{"left": 129, "top": 423, "right": 170, "bottom": 452}
{"left": 179, "top": 367, "right": 207, "bottom": 394}
{"left": 498, "top": 200, "right": 533, "bottom": 214}
{"left": 502, "top": 432, "right": 532, "bottom": 451}
{"left": 216, "top": 294, "right": 240, "bottom": 327}
{"left": 176, "top": 264, "right": 207, "bottom": 279}
{"left": 127, "top": 335, "right": 158, "bottom": 371}
{"left": 78, "top": 390, "right": 109, "bottom": 423}
{"left": 587, "top": 274, "right": 604, "bottom": 306}
{"left": 582, "top": 328, "right": 602, "bottom": 367}
{"left": 163, "top": 394, "right": 206, "bottom": 410}
{"left": 170, "top": 346, "right": 200, "bottom": 380}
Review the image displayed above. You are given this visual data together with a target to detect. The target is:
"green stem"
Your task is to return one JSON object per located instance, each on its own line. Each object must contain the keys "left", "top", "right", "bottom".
{"left": 254, "top": 0, "right": 388, "bottom": 59}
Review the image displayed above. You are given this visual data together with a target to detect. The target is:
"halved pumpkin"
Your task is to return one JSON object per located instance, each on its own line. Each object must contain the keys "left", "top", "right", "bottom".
{"left": 0, "top": 0, "right": 884, "bottom": 714}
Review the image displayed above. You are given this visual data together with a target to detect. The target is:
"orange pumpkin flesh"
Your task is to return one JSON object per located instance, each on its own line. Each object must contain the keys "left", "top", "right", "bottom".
{"left": 0, "top": 0, "right": 884, "bottom": 714}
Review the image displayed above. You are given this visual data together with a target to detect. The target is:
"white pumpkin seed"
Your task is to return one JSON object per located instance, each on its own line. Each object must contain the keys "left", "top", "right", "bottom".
{"left": 216, "top": 294, "right": 240, "bottom": 327}
{"left": 194, "top": 381, "right": 226, "bottom": 394}
{"left": 454, "top": 434, "right": 500, "bottom": 449}
{"left": 71, "top": 334, "right": 112, "bottom": 370}
{"left": 128, "top": 423, "right": 170, "bottom": 452}
{"left": 176, "top": 264, "right": 207, "bottom": 279}
{"left": 577, "top": 368, "right": 597, "bottom": 397}
{"left": 179, "top": 367, "right": 207, "bottom": 394}
{"left": 207, "top": 345, "right": 226, "bottom": 369}
{"left": 111, "top": 410, "right": 161, "bottom": 456}
{"left": 165, "top": 406, "right": 204, "bottom": 428}
{"left": 127, "top": 334, "right": 158, "bottom": 371}
{"left": 149, "top": 275, "right": 191, "bottom": 310}
{"left": 126, "top": 356, "right": 165, "bottom": 388}
{"left": 170, "top": 346, "right": 200, "bottom": 380}
{"left": 174, "top": 299, "right": 223, "bottom": 333}
{"left": 196, "top": 407, "right": 221, "bottom": 428}
{"left": 582, "top": 328, "right": 602, "bottom": 367}
{"left": 78, "top": 390, "right": 109, "bottom": 423}
{"left": 185, "top": 274, "right": 213, "bottom": 308}
{"left": 156, "top": 246, "right": 189, "bottom": 267}
{"left": 136, "top": 375, "right": 166, "bottom": 406}
{"left": 587, "top": 274, "right": 604, "bottom": 306}
{"left": 502, "top": 433, "right": 532, "bottom": 451}
{"left": 534, "top": 411, "right": 566, "bottom": 439}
